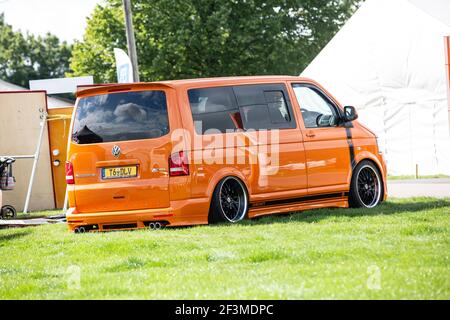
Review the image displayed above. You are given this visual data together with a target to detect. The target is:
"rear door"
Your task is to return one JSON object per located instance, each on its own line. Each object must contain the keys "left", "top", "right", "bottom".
{"left": 69, "top": 87, "right": 176, "bottom": 213}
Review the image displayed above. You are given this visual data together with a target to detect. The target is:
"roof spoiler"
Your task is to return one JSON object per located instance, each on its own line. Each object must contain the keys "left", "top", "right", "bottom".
{"left": 75, "top": 82, "right": 174, "bottom": 98}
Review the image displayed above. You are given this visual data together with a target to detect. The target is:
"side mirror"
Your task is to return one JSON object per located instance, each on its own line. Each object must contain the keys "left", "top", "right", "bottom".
{"left": 343, "top": 106, "right": 358, "bottom": 122}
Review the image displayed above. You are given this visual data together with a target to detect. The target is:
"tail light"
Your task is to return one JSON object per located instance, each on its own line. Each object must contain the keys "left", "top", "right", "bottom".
{"left": 169, "top": 151, "right": 189, "bottom": 176}
{"left": 65, "top": 161, "right": 75, "bottom": 184}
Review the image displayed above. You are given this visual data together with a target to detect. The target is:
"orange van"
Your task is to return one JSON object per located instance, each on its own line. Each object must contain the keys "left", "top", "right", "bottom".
{"left": 66, "top": 76, "right": 387, "bottom": 232}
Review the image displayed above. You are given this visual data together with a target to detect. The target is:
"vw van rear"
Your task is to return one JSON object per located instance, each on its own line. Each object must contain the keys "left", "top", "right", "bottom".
{"left": 66, "top": 84, "right": 192, "bottom": 231}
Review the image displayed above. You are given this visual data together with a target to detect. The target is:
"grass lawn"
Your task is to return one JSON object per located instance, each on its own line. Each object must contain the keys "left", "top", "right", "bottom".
{"left": 0, "top": 197, "right": 449, "bottom": 299}
{"left": 14, "top": 210, "right": 63, "bottom": 219}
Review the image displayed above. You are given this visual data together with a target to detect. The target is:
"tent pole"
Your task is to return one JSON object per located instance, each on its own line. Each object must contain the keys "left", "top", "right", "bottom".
{"left": 23, "top": 111, "right": 47, "bottom": 214}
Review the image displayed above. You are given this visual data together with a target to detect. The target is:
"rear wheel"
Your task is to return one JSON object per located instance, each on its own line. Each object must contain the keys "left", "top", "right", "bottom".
{"left": 209, "top": 177, "right": 248, "bottom": 223}
{"left": 1, "top": 205, "right": 17, "bottom": 219}
{"left": 349, "top": 161, "right": 383, "bottom": 208}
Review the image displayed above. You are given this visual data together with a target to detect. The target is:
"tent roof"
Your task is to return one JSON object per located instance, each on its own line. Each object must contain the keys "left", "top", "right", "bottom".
{"left": 0, "top": 79, "right": 24, "bottom": 91}
{"left": 0, "top": 79, "right": 72, "bottom": 108}
{"left": 301, "top": 0, "right": 450, "bottom": 106}
{"left": 408, "top": 0, "right": 450, "bottom": 27}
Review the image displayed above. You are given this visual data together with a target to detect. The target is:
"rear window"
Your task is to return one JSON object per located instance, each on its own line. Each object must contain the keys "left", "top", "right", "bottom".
{"left": 72, "top": 90, "right": 169, "bottom": 144}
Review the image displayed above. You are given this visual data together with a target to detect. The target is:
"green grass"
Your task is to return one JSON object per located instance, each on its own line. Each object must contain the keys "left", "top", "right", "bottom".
{"left": 0, "top": 197, "right": 449, "bottom": 299}
{"left": 15, "top": 210, "right": 62, "bottom": 219}
{"left": 388, "top": 174, "right": 450, "bottom": 180}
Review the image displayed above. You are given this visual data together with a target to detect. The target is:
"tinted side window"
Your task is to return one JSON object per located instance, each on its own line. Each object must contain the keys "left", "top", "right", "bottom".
{"left": 239, "top": 105, "right": 271, "bottom": 130}
{"left": 265, "top": 91, "right": 291, "bottom": 123}
{"left": 72, "top": 90, "right": 169, "bottom": 144}
{"left": 233, "top": 84, "right": 295, "bottom": 130}
{"left": 292, "top": 84, "right": 339, "bottom": 128}
{"left": 188, "top": 87, "right": 239, "bottom": 134}
{"left": 233, "top": 85, "right": 266, "bottom": 106}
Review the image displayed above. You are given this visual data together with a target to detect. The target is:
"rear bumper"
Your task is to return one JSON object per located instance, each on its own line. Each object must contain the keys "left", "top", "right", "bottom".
{"left": 66, "top": 198, "right": 209, "bottom": 232}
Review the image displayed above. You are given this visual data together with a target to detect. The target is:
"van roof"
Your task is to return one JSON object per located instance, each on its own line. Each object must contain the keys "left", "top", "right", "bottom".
{"left": 160, "top": 75, "right": 304, "bottom": 86}
{"left": 76, "top": 75, "right": 311, "bottom": 97}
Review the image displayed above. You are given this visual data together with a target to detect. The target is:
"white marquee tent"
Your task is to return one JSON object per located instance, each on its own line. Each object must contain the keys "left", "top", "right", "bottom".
{"left": 301, "top": 0, "right": 450, "bottom": 175}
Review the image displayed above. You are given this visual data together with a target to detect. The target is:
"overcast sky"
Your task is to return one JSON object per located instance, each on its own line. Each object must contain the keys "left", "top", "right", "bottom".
{"left": 0, "top": 0, "right": 104, "bottom": 43}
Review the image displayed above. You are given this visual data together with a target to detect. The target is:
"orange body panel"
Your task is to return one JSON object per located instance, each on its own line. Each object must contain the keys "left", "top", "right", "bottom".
{"left": 66, "top": 76, "right": 387, "bottom": 232}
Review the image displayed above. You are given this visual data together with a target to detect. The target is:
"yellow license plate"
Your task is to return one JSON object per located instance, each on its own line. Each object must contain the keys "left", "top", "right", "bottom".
{"left": 102, "top": 166, "right": 138, "bottom": 179}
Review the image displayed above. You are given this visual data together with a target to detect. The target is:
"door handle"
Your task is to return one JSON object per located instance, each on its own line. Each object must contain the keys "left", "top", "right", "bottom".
{"left": 306, "top": 133, "right": 316, "bottom": 138}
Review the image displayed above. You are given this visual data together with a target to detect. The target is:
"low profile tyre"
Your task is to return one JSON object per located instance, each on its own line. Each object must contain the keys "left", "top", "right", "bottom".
{"left": 1, "top": 205, "right": 17, "bottom": 219}
{"left": 209, "top": 176, "right": 249, "bottom": 223}
{"left": 349, "top": 160, "right": 383, "bottom": 208}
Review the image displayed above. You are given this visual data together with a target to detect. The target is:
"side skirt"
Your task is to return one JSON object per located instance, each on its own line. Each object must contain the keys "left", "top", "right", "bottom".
{"left": 248, "top": 192, "right": 349, "bottom": 219}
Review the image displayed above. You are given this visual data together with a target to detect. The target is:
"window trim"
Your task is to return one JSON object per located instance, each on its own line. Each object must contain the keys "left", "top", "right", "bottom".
{"left": 234, "top": 84, "right": 296, "bottom": 130}
{"left": 291, "top": 83, "right": 344, "bottom": 129}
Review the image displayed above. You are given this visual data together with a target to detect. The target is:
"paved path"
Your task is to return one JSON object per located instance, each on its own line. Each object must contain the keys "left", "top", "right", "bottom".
{"left": 387, "top": 179, "right": 450, "bottom": 198}
{"left": 0, "top": 215, "right": 66, "bottom": 229}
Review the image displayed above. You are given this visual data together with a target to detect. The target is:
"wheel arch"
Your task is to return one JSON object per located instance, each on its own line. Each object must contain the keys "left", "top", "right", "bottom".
{"left": 350, "top": 154, "right": 387, "bottom": 201}
{"left": 207, "top": 170, "right": 250, "bottom": 223}
{"left": 206, "top": 168, "right": 251, "bottom": 204}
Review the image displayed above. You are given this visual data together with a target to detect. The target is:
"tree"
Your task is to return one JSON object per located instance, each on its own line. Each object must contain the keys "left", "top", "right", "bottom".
{"left": 0, "top": 14, "right": 72, "bottom": 88}
{"left": 70, "top": 0, "right": 361, "bottom": 83}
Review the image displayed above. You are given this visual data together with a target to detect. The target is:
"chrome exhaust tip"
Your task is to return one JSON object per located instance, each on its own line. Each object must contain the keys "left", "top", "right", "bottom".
{"left": 74, "top": 226, "right": 86, "bottom": 233}
{"left": 148, "top": 222, "right": 156, "bottom": 230}
{"left": 154, "top": 222, "right": 161, "bottom": 229}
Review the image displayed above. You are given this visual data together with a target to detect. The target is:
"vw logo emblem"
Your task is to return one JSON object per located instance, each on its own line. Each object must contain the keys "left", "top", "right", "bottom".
{"left": 112, "top": 145, "right": 121, "bottom": 157}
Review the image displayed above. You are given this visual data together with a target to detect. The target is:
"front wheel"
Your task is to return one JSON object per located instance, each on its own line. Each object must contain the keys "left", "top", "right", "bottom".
{"left": 1, "top": 205, "right": 17, "bottom": 219}
{"left": 209, "top": 177, "right": 249, "bottom": 223}
{"left": 349, "top": 161, "right": 383, "bottom": 208}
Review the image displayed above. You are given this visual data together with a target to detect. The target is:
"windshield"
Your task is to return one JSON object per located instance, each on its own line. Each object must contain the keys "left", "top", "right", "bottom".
{"left": 72, "top": 90, "right": 169, "bottom": 144}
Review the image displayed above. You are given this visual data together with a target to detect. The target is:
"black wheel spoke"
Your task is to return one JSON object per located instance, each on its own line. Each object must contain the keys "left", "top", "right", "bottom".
{"left": 356, "top": 166, "right": 380, "bottom": 208}
{"left": 219, "top": 178, "right": 247, "bottom": 222}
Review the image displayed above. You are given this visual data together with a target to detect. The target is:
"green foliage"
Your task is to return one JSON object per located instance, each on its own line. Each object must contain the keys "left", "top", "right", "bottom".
{"left": 0, "top": 14, "right": 72, "bottom": 88}
{"left": 0, "top": 198, "right": 449, "bottom": 299}
{"left": 69, "top": 4, "right": 125, "bottom": 84}
{"left": 70, "top": 0, "right": 361, "bottom": 83}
